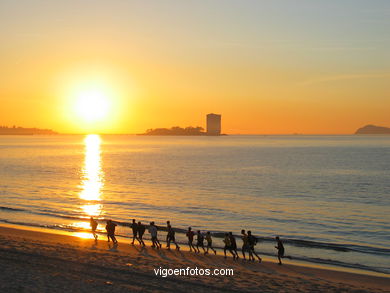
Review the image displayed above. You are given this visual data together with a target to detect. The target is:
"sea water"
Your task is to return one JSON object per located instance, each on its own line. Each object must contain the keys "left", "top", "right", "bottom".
{"left": 0, "top": 134, "right": 389, "bottom": 274}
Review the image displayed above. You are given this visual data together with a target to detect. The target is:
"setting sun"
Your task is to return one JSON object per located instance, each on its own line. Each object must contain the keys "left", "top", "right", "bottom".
{"left": 56, "top": 69, "right": 131, "bottom": 133}
{"left": 0, "top": 2, "right": 389, "bottom": 291}
{"left": 75, "top": 90, "right": 110, "bottom": 123}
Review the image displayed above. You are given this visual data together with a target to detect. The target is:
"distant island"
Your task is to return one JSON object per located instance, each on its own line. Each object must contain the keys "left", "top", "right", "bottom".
{"left": 139, "top": 126, "right": 207, "bottom": 136}
{"left": 140, "top": 113, "right": 225, "bottom": 136}
{"left": 0, "top": 126, "right": 57, "bottom": 135}
{"left": 355, "top": 125, "right": 390, "bottom": 134}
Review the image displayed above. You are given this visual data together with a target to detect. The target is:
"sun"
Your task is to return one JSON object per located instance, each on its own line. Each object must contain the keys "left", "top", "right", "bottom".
{"left": 58, "top": 68, "right": 131, "bottom": 133}
{"left": 75, "top": 89, "right": 111, "bottom": 122}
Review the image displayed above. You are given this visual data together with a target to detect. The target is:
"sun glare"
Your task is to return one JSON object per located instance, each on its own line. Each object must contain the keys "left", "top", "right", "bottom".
{"left": 79, "top": 134, "right": 104, "bottom": 220}
{"left": 75, "top": 89, "right": 110, "bottom": 122}
{"left": 80, "top": 134, "right": 104, "bottom": 201}
{"left": 73, "top": 232, "right": 94, "bottom": 239}
{"left": 58, "top": 66, "right": 132, "bottom": 133}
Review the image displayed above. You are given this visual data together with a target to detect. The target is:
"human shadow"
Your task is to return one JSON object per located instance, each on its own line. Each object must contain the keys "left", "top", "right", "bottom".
{"left": 107, "top": 242, "right": 118, "bottom": 252}
{"left": 90, "top": 240, "right": 98, "bottom": 250}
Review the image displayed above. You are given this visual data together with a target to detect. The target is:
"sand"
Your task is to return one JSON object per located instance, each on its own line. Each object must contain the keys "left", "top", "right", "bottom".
{"left": 0, "top": 225, "right": 389, "bottom": 293}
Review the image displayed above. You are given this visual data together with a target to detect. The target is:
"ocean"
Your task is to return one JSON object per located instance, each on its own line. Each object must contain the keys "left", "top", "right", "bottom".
{"left": 0, "top": 134, "right": 389, "bottom": 274}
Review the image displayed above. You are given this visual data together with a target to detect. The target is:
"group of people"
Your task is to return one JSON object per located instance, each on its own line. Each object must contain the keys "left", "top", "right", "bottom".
{"left": 90, "top": 218, "right": 119, "bottom": 244}
{"left": 220, "top": 230, "right": 262, "bottom": 262}
{"left": 90, "top": 217, "right": 291, "bottom": 265}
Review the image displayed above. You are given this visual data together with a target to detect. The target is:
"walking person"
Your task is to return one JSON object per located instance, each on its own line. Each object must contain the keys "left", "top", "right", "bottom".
{"left": 131, "top": 219, "right": 139, "bottom": 245}
{"left": 275, "top": 236, "right": 292, "bottom": 265}
{"left": 223, "top": 233, "right": 234, "bottom": 258}
{"left": 186, "top": 227, "right": 196, "bottom": 252}
{"left": 90, "top": 217, "right": 98, "bottom": 241}
{"left": 149, "top": 222, "right": 162, "bottom": 249}
{"left": 196, "top": 230, "right": 205, "bottom": 253}
{"left": 167, "top": 223, "right": 180, "bottom": 250}
{"left": 241, "top": 229, "right": 253, "bottom": 261}
{"left": 205, "top": 231, "right": 217, "bottom": 255}
{"left": 165, "top": 221, "right": 171, "bottom": 248}
{"left": 229, "top": 232, "right": 239, "bottom": 260}
{"left": 137, "top": 221, "right": 146, "bottom": 246}
{"left": 248, "top": 231, "right": 262, "bottom": 263}
{"left": 105, "top": 219, "right": 118, "bottom": 244}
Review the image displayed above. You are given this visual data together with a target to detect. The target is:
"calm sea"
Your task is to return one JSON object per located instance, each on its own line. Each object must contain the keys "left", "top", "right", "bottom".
{"left": 0, "top": 135, "right": 389, "bottom": 274}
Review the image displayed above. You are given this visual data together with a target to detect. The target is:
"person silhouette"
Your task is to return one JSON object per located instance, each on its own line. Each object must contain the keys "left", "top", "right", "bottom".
{"left": 167, "top": 223, "right": 180, "bottom": 250}
{"left": 223, "top": 233, "right": 234, "bottom": 258}
{"left": 90, "top": 217, "right": 98, "bottom": 241}
{"left": 248, "top": 231, "right": 262, "bottom": 263}
{"left": 186, "top": 227, "right": 196, "bottom": 252}
{"left": 137, "top": 221, "right": 146, "bottom": 246}
{"left": 229, "top": 232, "right": 239, "bottom": 260}
{"left": 166, "top": 221, "right": 171, "bottom": 248}
{"left": 241, "top": 229, "right": 253, "bottom": 261}
{"left": 196, "top": 230, "right": 205, "bottom": 253}
{"left": 131, "top": 219, "right": 139, "bottom": 245}
{"left": 275, "top": 236, "right": 292, "bottom": 265}
{"left": 105, "top": 220, "right": 118, "bottom": 244}
{"left": 205, "top": 231, "right": 217, "bottom": 255}
{"left": 149, "top": 222, "right": 161, "bottom": 249}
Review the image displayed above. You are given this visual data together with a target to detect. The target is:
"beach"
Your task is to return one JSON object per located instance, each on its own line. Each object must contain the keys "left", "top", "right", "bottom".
{"left": 0, "top": 225, "right": 388, "bottom": 293}
{"left": 2, "top": 1, "right": 389, "bottom": 291}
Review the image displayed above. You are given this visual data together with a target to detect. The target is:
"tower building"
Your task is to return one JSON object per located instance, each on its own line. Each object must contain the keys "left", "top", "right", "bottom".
{"left": 206, "top": 113, "right": 221, "bottom": 135}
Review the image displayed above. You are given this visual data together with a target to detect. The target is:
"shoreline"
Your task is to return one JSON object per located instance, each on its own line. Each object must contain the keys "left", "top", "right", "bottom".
{"left": 0, "top": 221, "right": 388, "bottom": 277}
{"left": 0, "top": 224, "right": 388, "bottom": 292}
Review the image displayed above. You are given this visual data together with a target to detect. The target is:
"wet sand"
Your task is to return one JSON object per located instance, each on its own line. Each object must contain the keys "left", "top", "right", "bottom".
{"left": 0, "top": 225, "right": 389, "bottom": 292}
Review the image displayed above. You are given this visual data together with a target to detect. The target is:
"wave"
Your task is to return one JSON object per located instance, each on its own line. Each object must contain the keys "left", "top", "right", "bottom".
{"left": 1, "top": 205, "right": 389, "bottom": 268}
{"left": 0, "top": 206, "right": 25, "bottom": 212}
{"left": 0, "top": 205, "right": 89, "bottom": 221}
{"left": 254, "top": 237, "right": 390, "bottom": 256}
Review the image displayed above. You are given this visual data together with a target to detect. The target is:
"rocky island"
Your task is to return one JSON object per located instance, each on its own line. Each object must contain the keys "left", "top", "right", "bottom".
{"left": 355, "top": 125, "right": 390, "bottom": 134}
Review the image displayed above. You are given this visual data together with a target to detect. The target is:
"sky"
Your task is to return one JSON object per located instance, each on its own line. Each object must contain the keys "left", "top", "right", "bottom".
{"left": 0, "top": 0, "right": 389, "bottom": 134}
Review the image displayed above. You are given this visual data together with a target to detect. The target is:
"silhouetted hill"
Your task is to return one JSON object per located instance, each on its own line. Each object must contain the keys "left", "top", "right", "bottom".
{"left": 355, "top": 125, "right": 390, "bottom": 134}
{"left": 0, "top": 126, "right": 57, "bottom": 135}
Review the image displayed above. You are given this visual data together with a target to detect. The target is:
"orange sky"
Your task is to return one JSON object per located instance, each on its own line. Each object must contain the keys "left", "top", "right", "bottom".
{"left": 0, "top": 1, "right": 389, "bottom": 134}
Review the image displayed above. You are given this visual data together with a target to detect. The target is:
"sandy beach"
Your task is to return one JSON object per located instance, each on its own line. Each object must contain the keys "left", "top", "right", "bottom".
{"left": 0, "top": 225, "right": 388, "bottom": 293}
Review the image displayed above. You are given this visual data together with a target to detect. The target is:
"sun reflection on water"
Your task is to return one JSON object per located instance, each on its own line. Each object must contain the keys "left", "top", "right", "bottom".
{"left": 82, "top": 203, "right": 103, "bottom": 217}
{"left": 79, "top": 134, "right": 104, "bottom": 218}
{"left": 73, "top": 232, "right": 94, "bottom": 239}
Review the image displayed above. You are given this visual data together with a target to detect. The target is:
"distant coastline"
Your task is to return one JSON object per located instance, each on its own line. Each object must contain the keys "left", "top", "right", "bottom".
{"left": 138, "top": 126, "right": 225, "bottom": 136}
{"left": 0, "top": 126, "right": 57, "bottom": 135}
{"left": 3, "top": 124, "right": 390, "bottom": 136}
